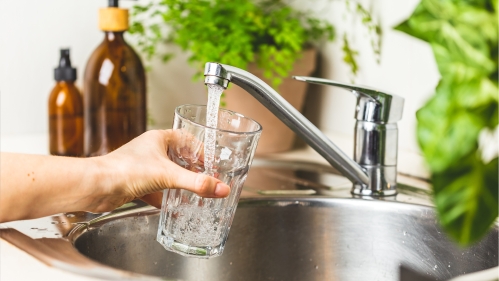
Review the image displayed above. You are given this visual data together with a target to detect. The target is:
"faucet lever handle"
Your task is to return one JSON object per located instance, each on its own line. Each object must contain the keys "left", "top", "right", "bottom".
{"left": 293, "top": 76, "right": 404, "bottom": 124}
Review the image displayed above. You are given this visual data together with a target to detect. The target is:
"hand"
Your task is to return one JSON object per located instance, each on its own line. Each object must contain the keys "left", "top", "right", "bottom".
{"left": 84, "top": 130, "right": 230, "bottom": 213}
{"left": 0, "top": 130, "right": 228, "bottom": 222}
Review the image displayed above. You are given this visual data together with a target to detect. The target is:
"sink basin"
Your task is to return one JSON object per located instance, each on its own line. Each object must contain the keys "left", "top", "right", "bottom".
{"left": 61, "top": 159, "right": 498, "bottom": 280}
{"left": 71, "top": 198, "right": 498, "bottom": 281}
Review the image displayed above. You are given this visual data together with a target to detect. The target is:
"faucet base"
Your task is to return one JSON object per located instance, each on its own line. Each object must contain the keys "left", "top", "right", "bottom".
{"left": 351, "top": 187, "right": 397, "bottom": 197}
{"left": 350, "top": 165, "right": 397, "bottom": 196}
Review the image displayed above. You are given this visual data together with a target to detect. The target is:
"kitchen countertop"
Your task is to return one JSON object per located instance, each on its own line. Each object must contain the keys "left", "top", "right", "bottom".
{"left": 0, "top": 237, "right": 103, "bottom": 281}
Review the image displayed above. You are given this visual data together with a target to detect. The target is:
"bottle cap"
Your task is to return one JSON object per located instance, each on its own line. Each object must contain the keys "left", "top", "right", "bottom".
{"left": 54, "top": 49, "right": 77, "bottom": 82}
{"left": 99, "top": 0, "right": 129, "bottom": 31}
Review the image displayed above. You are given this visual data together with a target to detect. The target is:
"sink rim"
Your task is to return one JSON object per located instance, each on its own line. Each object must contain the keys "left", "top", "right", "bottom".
{"left": 68, "top": 197, "right": 437, "bottom": 242}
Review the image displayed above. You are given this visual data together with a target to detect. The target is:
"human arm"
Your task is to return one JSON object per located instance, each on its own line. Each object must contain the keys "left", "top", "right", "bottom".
{"left": 0, "top": 130, "right": 230, "bottom": 223}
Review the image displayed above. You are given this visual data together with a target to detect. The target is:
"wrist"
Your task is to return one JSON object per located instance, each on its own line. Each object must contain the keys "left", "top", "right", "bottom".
{"left": 81, "top": 155, "right": 121, "bottom": 213}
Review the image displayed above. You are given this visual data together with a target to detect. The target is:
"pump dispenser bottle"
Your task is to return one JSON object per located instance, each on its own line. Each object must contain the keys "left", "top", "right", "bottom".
{"left": 83, "top": 0, "right": 146, "bottom": 156}
{"left": 48, "top": 49, "right": 84, "bottom": 157}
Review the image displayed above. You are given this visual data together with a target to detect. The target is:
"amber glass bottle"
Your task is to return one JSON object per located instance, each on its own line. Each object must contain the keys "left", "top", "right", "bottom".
{"left": 83, "top": 2, "right": 146, "bottom": 156}
{"left": 48, "top": 49, "right": 84, "bottom": 157}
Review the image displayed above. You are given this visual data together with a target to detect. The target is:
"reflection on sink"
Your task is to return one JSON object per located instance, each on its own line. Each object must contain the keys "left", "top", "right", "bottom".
{"left": 71, "top": 198, "right": 498, "bottom": 281}
{"left": 241, "top": 159, "right": 433, "bottom": 205}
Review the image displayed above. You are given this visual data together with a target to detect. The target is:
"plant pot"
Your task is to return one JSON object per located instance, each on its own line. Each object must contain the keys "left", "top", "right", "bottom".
{"left": 225, "top": 48, "right": 317, "bottom": 155}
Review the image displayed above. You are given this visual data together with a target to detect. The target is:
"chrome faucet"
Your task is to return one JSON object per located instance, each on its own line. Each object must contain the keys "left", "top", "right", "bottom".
{"left": 204, "top": 62, "right": 404, "bottom": 196}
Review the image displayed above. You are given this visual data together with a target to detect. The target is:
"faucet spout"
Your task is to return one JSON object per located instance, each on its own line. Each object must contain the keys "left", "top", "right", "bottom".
{"left": 204, "top": 62, "right": 371, "bottom": 189}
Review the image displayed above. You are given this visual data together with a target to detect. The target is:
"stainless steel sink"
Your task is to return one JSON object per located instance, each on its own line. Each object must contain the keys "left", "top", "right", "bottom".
{"left": 68, "top": 160, "right": 498, "bottom": 281}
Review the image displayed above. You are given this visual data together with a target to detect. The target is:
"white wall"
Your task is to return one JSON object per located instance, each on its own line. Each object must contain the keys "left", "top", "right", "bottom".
{"left": 1, "top": 1, "right": 101, "bottom": 135}
{"left": 0, "top": 1, "right": 439, "bottom": 171}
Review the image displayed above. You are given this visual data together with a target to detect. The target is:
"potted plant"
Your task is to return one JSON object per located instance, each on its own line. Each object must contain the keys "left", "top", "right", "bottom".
{"left": 129, "top": 0, "right": 375, "bottom": 154}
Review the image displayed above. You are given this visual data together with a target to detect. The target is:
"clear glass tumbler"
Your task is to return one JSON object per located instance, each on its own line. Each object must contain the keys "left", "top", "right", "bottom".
{"left": 157, "top": 104, "right": 262, "bottom": 258}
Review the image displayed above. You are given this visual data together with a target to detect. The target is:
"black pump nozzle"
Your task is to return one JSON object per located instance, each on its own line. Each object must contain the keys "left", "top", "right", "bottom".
{"left": 59, "top": 49, "right": 72, "bottom": 68}
{"left": 108, "top": 0, "right": 119, "bottom": 7}
{"left": 107, "top": 0, "right": 137, "bottom": 8}
{"left": 54, "top": 49, "right": 77, "bottom": 82}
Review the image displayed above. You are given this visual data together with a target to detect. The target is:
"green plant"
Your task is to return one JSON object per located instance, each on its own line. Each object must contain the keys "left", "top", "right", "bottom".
{"left": 396, "top": 0, "right": 498, "bottom": 245}
{"left": 129, "top": 0, "right": 381, "bottom": 88}
{"left": 343, "top": 0, "right": 383, "bottom": 72}
{"left": 130, "top": 0, "right": 334, "bottom": 87}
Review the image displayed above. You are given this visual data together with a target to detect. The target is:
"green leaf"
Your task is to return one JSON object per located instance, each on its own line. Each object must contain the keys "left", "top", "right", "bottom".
{"left": 416, "top": 82, "right": 485, "bottom": 173}
{"left": 433, "top": 155, "right": 498, "bottom": 245}
{"left": 162, "top": 53, "right": 174, "bottom": 62}
{"left": 342, "top": 35, "right": 359, "bottom": 75}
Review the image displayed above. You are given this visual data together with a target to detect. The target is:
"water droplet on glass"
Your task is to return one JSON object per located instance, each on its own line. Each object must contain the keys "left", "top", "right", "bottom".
{"left": 315, "top": 265, "right": 319, "bottom": 269}
{"left": 434, "top": 265, "right": 437, "bottom": 270}
{"left": 448, "top": 265, "right": 451, "bottom": 268}
{"left": 230, "top": 262, "right": 233, "bottom": 265}
{"left": 403, "top": 231, "right": 407, "bottom": 236}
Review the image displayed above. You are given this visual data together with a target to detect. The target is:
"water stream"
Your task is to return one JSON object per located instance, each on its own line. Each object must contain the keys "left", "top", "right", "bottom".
{"left": 204, "top": 84, "right": 224, "bottom": 175}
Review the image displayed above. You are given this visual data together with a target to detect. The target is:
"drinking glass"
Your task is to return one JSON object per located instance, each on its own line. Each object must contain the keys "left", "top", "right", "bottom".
{"left": 157, "top": 104, "right": 262, "bottom": 258}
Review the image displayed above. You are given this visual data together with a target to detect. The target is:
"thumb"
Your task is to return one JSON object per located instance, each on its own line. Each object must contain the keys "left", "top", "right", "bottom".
{"left": 166, "top": 162, "right": 231, "bottom": 198}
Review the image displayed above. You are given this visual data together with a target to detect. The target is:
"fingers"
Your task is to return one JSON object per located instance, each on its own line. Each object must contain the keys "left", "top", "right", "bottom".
{"left": 167, "top": 163, "right": 230, "bottom": 198}
{"left": 167, "top": 129, "right": 205, "bottom": 161}
{"left": 140, "top": 192, "right": 163, "bottom": 209}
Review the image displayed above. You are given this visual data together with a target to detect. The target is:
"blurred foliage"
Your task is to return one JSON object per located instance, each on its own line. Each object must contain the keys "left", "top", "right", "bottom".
{"left": 396, "top": 0, "right": 498, "bottom": 245}
{"left": 344, "top": 0, "right": 383, "bottom": 68}
{"left": 129, "top": 0, "right": 380, "bottom": 88}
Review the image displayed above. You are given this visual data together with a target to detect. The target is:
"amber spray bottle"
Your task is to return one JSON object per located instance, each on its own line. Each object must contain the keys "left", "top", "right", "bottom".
{"left": 83, "top": 0, "right": 146, "bottom": 156}
{"left": 48, "top": 49, "right": 84, "bottom": 157}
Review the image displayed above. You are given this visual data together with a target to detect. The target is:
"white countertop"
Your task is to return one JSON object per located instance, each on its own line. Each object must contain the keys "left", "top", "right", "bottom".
{"left": 0, "top": 238, "right": 103, "bottom": 281}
